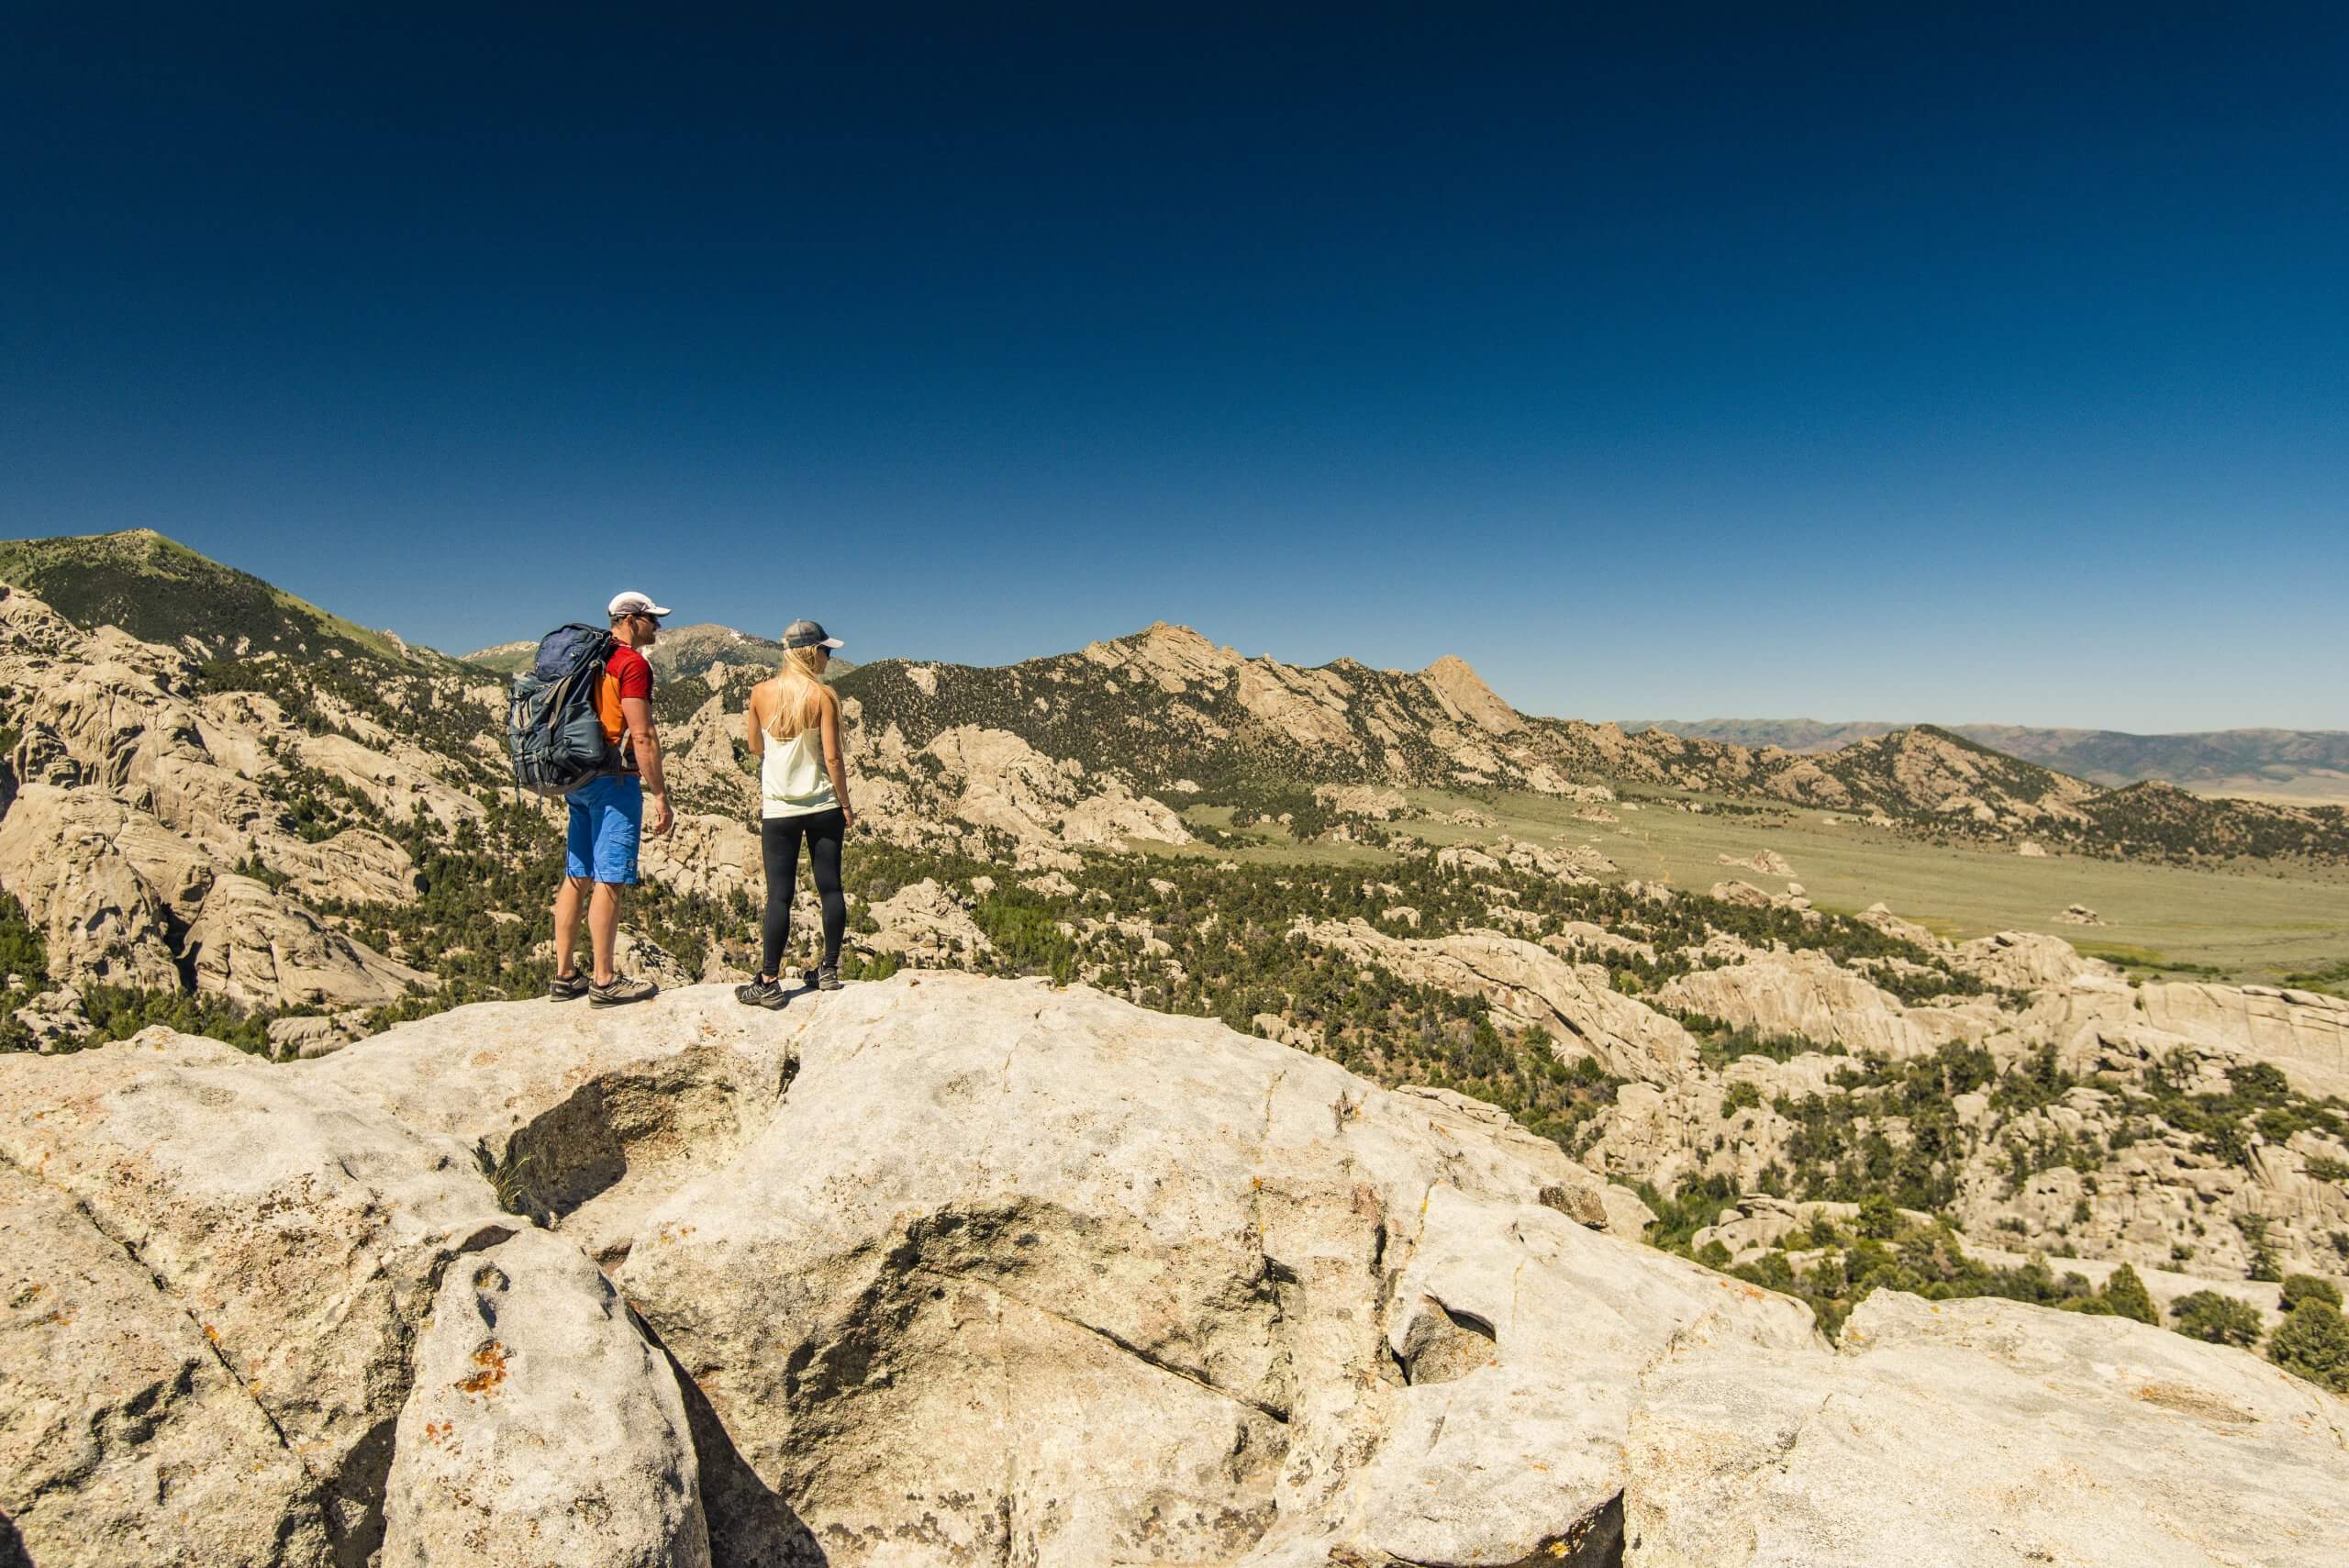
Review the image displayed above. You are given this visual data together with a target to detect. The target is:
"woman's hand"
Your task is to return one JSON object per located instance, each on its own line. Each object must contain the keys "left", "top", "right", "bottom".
{"left": 841, "top": 805, "right": 856, "bottom": 835}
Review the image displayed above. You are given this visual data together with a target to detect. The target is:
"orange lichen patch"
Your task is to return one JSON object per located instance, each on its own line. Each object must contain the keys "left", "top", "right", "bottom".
{"left": 2135, "top": 1382, "right": 2256, "bottom": 1425}
{"left": 455, "top": 1340, "right": 510, "bottom": 1396}
{"left": 423, "top": 1419, "right": 455, "bottom": 1445}
{"left": 201, "top": 1323, "right": 220, "bottom": 1345}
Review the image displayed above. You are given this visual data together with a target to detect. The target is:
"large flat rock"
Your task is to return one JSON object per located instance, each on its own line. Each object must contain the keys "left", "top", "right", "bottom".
{"left": 615, "top": 973, "right": 1798, "bottom": 1567}
{"left": 1626, "top": 1290, "right": 2349, "bottom": 1567}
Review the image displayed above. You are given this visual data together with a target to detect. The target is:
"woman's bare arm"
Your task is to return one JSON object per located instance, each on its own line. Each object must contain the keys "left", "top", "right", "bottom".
{"left": 818, "top": 688, "right": 853, "bottom": 828}
{"left": 743, "top": 684, "right": 767, "bottom": 756}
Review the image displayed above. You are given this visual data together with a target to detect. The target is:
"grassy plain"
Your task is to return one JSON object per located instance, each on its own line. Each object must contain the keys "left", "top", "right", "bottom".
{"left": 1170, "top": 787, "right": 2349, "bottom": 985}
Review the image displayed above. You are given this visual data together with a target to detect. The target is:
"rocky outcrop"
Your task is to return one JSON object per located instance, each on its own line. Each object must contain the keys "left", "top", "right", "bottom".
{"left": 3, "top": 977, "right": 2346, "bottom": 1567}
{"left": 1954, "top": 927, "right": 2102, "bottom": 991}
{"left": 640, "top": 811, "right": 762, "bottom": 902}
{"left": 184, "top": 873, "right": 425, "bottom": 1010}
{"left": 1655, "top": 948, "right": 1959, "bottom": 1057}
{"left": 2140, "top": 981, "right": 2349, "bottom": 1099}
{"left": 1294, "top": 917, "right": 1698, "bottom": 1080}
{"left": 924, "top": 725, "right": 1193, "bottom": 851}
{"left": 1626, "top": 1291, "right": 2349, "bottom": 1566}
{"left": 0, "top": 586, "right": 440, "bottom": 1013}
{"left": 612, "top": 973, "right": 1774, "bottom": 1567}
{"left": 1311, "top": 783, "right": 1409, "bottom": 818}
{"left": 0, "top": 784, "right": 194, "bottom": 990}
{"left": 0, "top": 1158, "right": 330, "bottom": 1567}
{"left": 863, "top": 876, "right": 995, "bottom": 965}
{"left": 381, "top": 1228, "right": 711, "bottom": 1568}
{"left": 0, "top": 1030, "right": 529, "bottom": 1561}
{"left": 1717, "top": 848, "right": 1794, "bottom": 877}
{"left": 1420, "top": 653, "right": 1523, "bottom": 735}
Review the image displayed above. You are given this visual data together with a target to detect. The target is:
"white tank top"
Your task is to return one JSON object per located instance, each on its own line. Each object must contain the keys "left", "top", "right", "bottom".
{"left": 761, "top": 723, "right": 838, "bottom": 818}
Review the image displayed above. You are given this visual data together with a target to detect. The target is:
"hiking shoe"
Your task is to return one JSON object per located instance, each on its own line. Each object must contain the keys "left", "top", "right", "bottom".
{"left": 588, "top": 973, "right": 658, "bottom": 1008}
{"left": 734, "top": 976, "right": 790, "bottom": 1010}
{"left": 549, "top": 972, "right": 588, "bottom": 1002}
{"left": 815, "top": 960, "right": 844, "bottom": 993}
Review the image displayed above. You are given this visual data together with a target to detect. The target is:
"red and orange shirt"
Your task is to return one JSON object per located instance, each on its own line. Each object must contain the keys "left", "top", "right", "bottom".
{"left": 595, "top": 643, "right": 654, "bottom": 771}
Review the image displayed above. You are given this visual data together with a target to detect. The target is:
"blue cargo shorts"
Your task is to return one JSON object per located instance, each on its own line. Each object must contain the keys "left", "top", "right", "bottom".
{"left": 565, "top": 773, "right": 643, "bottom": 885}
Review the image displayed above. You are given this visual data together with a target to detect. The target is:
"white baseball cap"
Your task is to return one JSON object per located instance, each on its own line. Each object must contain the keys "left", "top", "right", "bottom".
{"left": 607, "top": 591, "right": 673, "bottom": 620}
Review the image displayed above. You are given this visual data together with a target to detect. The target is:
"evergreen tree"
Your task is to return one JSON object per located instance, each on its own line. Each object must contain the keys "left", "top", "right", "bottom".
{"left": 2278, "top": 1273, "right": 2343, "bottom": 1313}
{"left": 2169, "top": 1291, "right": 2263, "bottom": 1348}
{"left": 2099, "top": 1263, "right": 2158, "bottom": 1325}
{"left": 2268, "top": 1300, "right": 2349, "bottom": 1394}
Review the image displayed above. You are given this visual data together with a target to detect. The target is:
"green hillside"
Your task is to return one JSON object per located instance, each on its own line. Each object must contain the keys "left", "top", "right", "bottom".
{"left": 0, "top": 529, "right": 451, "bottom": 671}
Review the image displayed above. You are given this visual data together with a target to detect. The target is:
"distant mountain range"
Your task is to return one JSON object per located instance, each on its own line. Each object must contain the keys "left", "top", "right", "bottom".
{"left": 0, "top": 530, "right": 2339, "bottom": 874}
{"left": 1621, "top": 719, "right": 2349, "bottom": 803}
{"left": 454, "top": 599, "right": 2349, "bottom": 862}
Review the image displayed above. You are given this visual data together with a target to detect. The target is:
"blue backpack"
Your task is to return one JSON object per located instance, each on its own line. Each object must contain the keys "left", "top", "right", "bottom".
{"left": 507, "top": 624, "right": 618, "bottom": 797}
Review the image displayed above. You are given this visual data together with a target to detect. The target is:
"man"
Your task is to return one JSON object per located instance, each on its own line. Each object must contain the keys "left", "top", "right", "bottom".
{"left": 551, "top": 590, "right": 675, "bottom": 1006}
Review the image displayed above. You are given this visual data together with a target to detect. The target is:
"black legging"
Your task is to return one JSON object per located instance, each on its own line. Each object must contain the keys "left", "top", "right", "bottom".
{"left": 760, "top": 808, "right": 846, "bottom": 978}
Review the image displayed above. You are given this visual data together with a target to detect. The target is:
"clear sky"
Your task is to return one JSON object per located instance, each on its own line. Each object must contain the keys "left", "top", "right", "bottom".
{"left": 4, "top": 5, "right": 2343, "bottom": 730}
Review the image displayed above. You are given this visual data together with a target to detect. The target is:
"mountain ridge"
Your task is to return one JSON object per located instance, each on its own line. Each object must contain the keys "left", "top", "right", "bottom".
{"left": 1626, "top": 716, "right": 2349, "bottom": 799}
{"left": 6, "top": 531, "right": 2344, "bottom": 869}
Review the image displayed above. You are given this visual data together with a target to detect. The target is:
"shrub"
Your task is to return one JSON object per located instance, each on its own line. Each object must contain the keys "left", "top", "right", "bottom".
{"left": 2099, "top": 1263, "right": 2159, "bottom": 1325}
{"left": 2170, "top": 1291, "right": 2264, "bottom": 1347}
{"left": 1855, "top": 1192, "right": 1901, "bottom": 1240}
{"left": 2278, "top": 1273, "right": 2344, "bottom": 1313}
{"left": 2267, "top": 1300, "right": 2349, "bottom": 1394}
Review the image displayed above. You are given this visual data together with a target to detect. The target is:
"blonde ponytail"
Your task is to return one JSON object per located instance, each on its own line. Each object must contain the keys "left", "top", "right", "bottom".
{"left": 764, "top": 644, "right": 830, "bottom": 740}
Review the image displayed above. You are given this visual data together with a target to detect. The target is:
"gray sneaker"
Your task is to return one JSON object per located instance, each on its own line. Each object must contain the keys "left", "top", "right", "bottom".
{"left": 734, "top": 975, "right": 789, "bottom": 1010}
{"left": 815, "top": 960, "right": 843, "bottom": 992}
{"left": 589, "top": 973, "right": 658, "bottom": 1008}
{"left": 549, "top": 971, "right": 588, "bottom": 1002}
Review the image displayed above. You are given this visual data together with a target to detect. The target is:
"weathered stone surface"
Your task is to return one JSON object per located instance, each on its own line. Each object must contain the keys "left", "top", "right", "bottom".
{"left": 1624, "top": 1290, "right": 2349, "bottom": 1567}
{"left": 1953, "top": 928, "right": 2100, "bottom": 991}
{"left": 1420, "top": 653, "right": 1524, "bottom": 736}
{"left": 864, "top": 876, "right": 995, "bottom": 964}
{"left": 2140, "top": 981, "right": 2349, "bottom": 1099}
{"left": 1717, "top": 848, "right": 1794, "bottom": 877}
{"left": 184, "top": 873, "right": 425, "bottom": 1010}
{"left": 0, "top": 784, "right": 197, "bottom": 990}
{"left": 0, "top": 1161, "right": 329, "bottom": 1568}
{"left": 923, "top": 724, "right": 1193, "bottom": 850}
{"left": 1294, "top": 917, "right": 1697, "bottom": 1080}
{"left": 0, "top": 1029, "right": 519, "bottom": 1562}
{"left": 311, "top": 988, "right": 798, "bottom": 1262}
{"left": 4, "top": 974, "right": 2347, "bottom": 1567}
{"left": 1656, "top": 948, "right": 1939, "bottom": 1057}
{"left": 382, "top": 1227, "right": 711, "bottom": 1568}
{"left": 640, "top": 810, "right": 763, "bottom": 902}
{"left": 617, "top": 973, "right": 1714, "bottom": 1568}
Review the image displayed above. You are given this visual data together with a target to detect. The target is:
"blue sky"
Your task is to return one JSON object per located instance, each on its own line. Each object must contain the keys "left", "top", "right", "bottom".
{"left": 4, "top": 4, "right": 2343, "bottom": 730}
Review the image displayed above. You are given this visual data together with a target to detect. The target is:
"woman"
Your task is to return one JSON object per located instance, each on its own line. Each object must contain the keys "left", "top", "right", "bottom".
{"left": 736, "top": 618, "right": 853, "bottom": 1006}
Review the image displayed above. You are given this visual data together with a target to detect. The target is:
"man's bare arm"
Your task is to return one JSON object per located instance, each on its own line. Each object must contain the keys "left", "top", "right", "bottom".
{"left": 622, "top": 695, "right": 673, "bottom": 836}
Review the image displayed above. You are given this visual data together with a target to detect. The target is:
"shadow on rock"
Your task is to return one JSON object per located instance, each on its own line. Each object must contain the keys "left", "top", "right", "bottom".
{"left": 636, "top": 1318, "right": 828, "bottom": 1567}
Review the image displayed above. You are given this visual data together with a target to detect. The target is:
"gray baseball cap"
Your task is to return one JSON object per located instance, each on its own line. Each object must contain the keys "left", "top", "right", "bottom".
{"left": 783, "top": 618, "right": 843, "bottom": 650}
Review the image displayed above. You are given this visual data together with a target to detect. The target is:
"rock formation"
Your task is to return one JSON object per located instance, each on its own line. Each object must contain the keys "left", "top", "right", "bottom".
{"left": 1627, "top": 1290, "right": 2347, "bottom": 1566}
{"left": 3, "top": 976, "right": 2342, "bottom": 1567}
{"left": 0, "top": 584, "right": 456, "bottom": 1021}
{"left": 1292, "top": 917, "right": 1698, "bottom": 1080}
